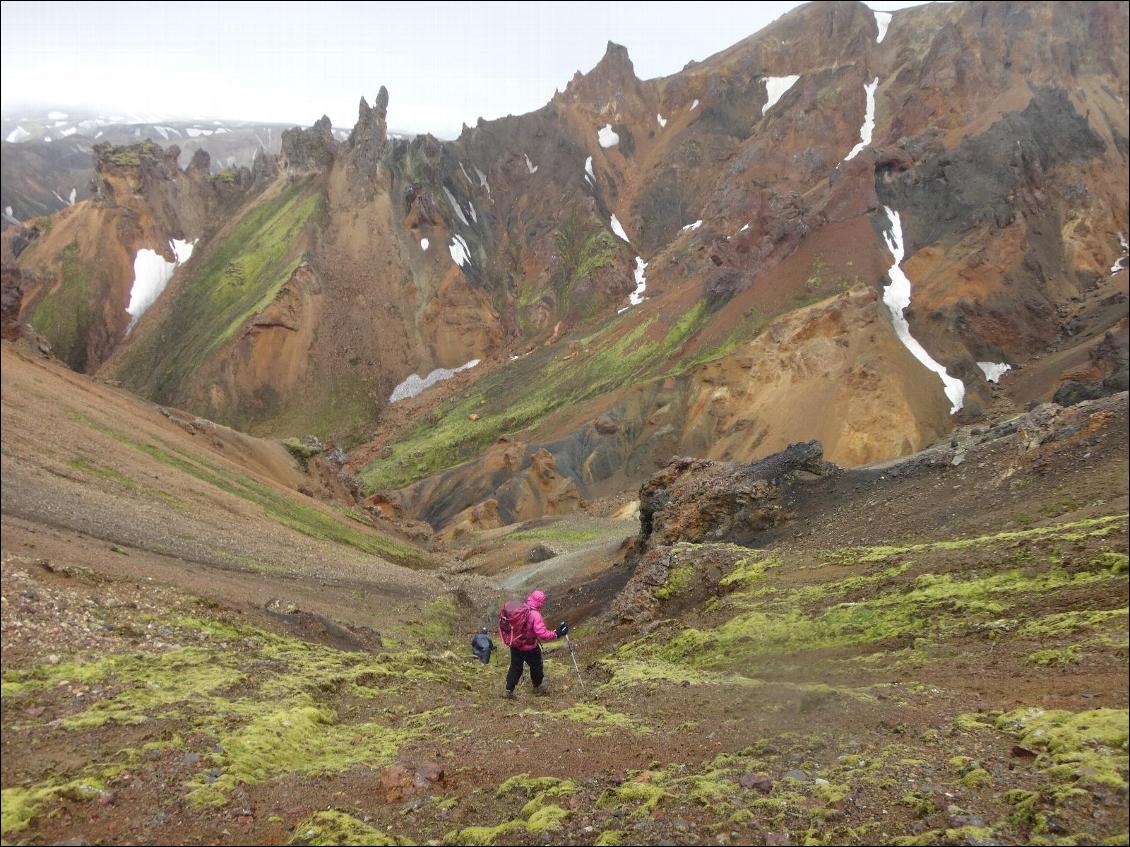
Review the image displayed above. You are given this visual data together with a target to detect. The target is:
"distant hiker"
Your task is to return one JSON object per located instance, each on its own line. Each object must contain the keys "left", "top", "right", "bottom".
{"left": 471, "top": 626, "right": 494, "bottom": 664}
{"left": 498, "top": 589, "right": 568, "bottom": 698}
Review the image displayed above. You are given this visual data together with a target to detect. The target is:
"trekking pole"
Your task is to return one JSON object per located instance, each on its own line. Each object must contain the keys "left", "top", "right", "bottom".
{"left": 565, "top": 633, "right": 586, "bottom": 692}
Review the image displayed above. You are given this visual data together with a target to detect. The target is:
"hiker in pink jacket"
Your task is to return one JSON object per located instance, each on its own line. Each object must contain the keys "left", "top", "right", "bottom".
{"left": 498, "top": 589, "right": 568, "bottom": 698}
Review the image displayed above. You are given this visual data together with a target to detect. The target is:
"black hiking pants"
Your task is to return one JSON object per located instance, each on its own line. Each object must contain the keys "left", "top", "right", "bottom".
{"left": 506, "top": 645, "right": 543, "bottom": 691}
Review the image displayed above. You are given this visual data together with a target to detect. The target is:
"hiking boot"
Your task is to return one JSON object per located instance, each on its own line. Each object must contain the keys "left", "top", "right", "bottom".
{"left": 532, "top": 684, "right": 548, "bottom": 696}
{"left": 503, "top": 689, "right": 516, "bottom": 700}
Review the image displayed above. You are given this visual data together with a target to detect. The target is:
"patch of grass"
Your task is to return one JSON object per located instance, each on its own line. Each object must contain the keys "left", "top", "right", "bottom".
{"left": 27, "top": 241, "right": 95, "bottom": 369}
{"left": 508, "top": 526, "right": 607, "bottom": 544}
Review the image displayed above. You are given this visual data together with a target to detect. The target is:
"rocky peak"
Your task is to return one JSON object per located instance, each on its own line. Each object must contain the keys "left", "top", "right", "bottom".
{"left": 347, "top": 86, "right": 390, "bottom": 179}
{"left": 595, "top": 41, "right": 635, "bottom": 80}
{"left": 187, "top": 148, "right": 211, "bottom": 174}
{"left": 251, "top": 148, "right": 279, "bottom": 188}
{"left": 91, "top": 140, "right": 181, "bottom": 205}
{"left": 563, "top": 40, "right": 644, "bottom": 115}
{"left": 280, "top": 115, "right": 337, "bottom": 174}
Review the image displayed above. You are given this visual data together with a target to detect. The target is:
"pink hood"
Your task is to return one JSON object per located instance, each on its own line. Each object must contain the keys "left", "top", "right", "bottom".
{"left": 527, "top": 590, "right": 546, "bottom": 610}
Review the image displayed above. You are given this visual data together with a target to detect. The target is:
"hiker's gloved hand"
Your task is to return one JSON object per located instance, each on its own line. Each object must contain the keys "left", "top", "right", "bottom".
{"left": 555, "top": 621, "right": 569, "bottom": 638}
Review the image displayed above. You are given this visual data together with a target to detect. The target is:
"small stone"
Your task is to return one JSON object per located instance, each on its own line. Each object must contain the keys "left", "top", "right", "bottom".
{"left": 739, "top": 773, "right": 773, "bottom": 793}
{"left": 46, "top": 654, "right": 61, "bottom": 665}
{"left": 783, "top": 769, "right": 810, "bottom": 783}
{"left": 765, "top": 833, "right": 793, "bottom": 847}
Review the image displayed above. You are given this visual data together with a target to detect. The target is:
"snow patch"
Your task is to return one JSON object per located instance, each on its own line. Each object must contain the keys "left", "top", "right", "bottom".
{"left": 68, "top": 188, "right": 76, "bottom": 206}
{"left": 610, "top": 214, "right": 630, "bottom": 243}
{"left": 420, "top": 238, "right": 430, "bottom": 251}
{"left": 442, "top": 186, "right": 470, "bottom": 227}
{"left": 474, "top": 166, "right": 491, "bottom": 200}
{"left": 881, "top": 207, "right": 965, "bottom": 414}
{"left": 389, "top": 359, "right": 480, "bottom": 404}
{"left": 977, "top": 362, "right": 1011, "bottom": 383}
{"left": 6, "top": 126, "right": 30, "bottom": 143}
{"left": 449, "top": 234, "right": 471, "bottom": 266}
{"left": 844, "top": 77, "right": 880, "bottom": 161}
{"left": 3, "top": 206, "right": 19, "bottom": 226}
{"left": 47, "top": 111, "right": 67, "bottom": 120}
{"left": 126, "top": 239, "right": 195, "bottom": 327}
{"left": 682, "top": 220, "right": 703, "bottom": 232}
{"left": 59, "top": 127, "right": 77, "bottom": 137}
{"left": 154, "top": 126, "right": 170, "bottom": 140}
{"left": 1111, "top": 232, "right": 1128, "bottom": 275}
{"left": 584, "top": 156, "right": 595, "bottom": 185}
{"left": 524, "top": 153, "right": 538, "bottom": 174}
{"left": 690, "top": 99, "right": 700, "bottom": 110}
{"left": 185, "top": 127, "right": 214, "bottom": 138}
{"left": 657, "top": 114, "right": 667, "bottom": 128}
{"left": 739, "top": 223, "right": 750, "bottom": 233}
{"left": 873, "top": 10, "right": 892, "bottom": 43}
{"left": 762, "top": 75, "right": 800, "bottom": 115}
{"left": 458, "top": 161, "right": 474, "bottom": 186}
{"left": 630, "top": 256, "right": 648, "bottom": 305}
{"left": 598, "top": 124, "right": 619, "bottom": 148}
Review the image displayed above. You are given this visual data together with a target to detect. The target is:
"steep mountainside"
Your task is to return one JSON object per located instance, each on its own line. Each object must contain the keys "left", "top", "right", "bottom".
{"left": 3, "top": 0, "right": 1128, "bottom": 528}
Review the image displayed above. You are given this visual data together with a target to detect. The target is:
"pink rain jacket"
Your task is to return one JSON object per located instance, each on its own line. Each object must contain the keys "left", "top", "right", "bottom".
{"left": 507, "top": 590, "right": 558, "bottom": 651}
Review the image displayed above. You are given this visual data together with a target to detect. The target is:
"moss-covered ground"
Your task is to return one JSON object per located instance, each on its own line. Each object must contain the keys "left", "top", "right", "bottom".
{"left": 3, "top": 512, "right": 1126, "bottom": 845}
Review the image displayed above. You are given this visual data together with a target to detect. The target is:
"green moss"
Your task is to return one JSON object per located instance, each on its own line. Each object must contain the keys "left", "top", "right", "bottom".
{"left": 508, "top": 525, "right": 607, "bottom": 543}
{"left": 448, "top": 775, "right": 573, "bottom": 844}
{"left": 597, "top": 780, "right": 668, "bottom": 814}
{"left": 403, "top": 595, "right": 460, "bottom": 642}
{"left": 1018, "top": 608, "right": 1127, "bottom": 637}
{"left": 283, "top": 437, "right": 322, "bottom": 462}
{"left": 551, "top": 203, "right": 620, "bottom": 312}
{"left": 187, "top": 698, "right": 423, "bottom": 805}
{"left": 891, "top": 826, "right": 997, "bottom": 846}
{"left": 526, "top": 703, "right": 651, "bottom": 736}
{"left": 718, "top": 553, "right": 779, "bottom": 587}
{"left": 959, "top": 768, "right": 993, "bottom": 788}
{"left": 27, "top": 241, "right": 94, "bottom": 369}
{"left": 63, "top": 648, "right": 244, "bottom": 729}
{"left": 656, "top": 560, "right": 694, "bottom": 602}
{"left": 990, "top": 708, "right": 1129, "bottom": 792}
{"left": 1028, "top": 645, "right": 1082, "bottom": 666}
{"left": 901, "top": 791, "right": 937, "bottom": 818}
{"left": 93, "top": 140, "right": 160, "bottom": 167}
{"left": 114, "top": 181, "right": 321, "bottom": 407}
{"left": 289, "top": 811, "right": 400, "bottom": 845}
{"left": 594, "top": 831, "right": 624, "bottom": 846}
{"left": 1, "top": 775, "right": 112, "bottom": 835}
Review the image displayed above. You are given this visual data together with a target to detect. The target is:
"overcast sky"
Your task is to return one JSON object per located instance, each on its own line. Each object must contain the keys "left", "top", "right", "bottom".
{"left": 2, "top": 1, "right": 929, "bottom": 138}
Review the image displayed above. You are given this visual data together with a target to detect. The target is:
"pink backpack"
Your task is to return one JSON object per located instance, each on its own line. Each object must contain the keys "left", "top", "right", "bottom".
{"left": 498, "top": 600, "right": 535, "bottom": 649}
